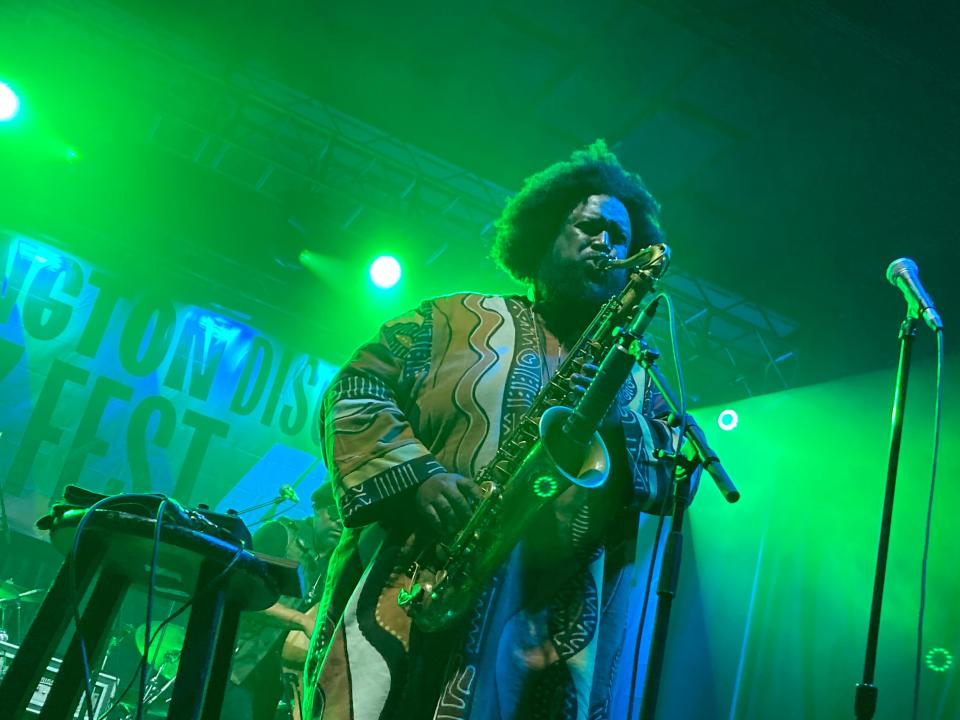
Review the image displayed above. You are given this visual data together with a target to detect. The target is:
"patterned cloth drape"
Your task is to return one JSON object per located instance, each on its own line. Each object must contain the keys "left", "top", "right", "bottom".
{"left": 310, "top": 293, "right": 678, "bottom": 720}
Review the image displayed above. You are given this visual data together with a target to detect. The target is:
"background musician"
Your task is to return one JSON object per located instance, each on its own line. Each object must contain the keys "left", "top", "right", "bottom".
{"left": 221, "top": 485, "right": 341, "bottom": 720}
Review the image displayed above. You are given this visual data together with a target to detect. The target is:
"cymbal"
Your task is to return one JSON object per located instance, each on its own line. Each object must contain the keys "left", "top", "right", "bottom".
{"left": 0, "top": 580, "right": 43, "bottom": 603}
{"left": 134, "top": 623, "right": 185, "bottom": 680}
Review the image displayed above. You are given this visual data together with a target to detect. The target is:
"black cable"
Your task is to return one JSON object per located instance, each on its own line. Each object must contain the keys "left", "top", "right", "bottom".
{"left": 68, "top": 496, "right": 114, "bottom": 720}
{"left": 137, "top": 499, "right": 168, "bottom": 720}
{"left": 68, "top": 494, "right": 164, "bottom": 720}
{"left": 912, "top": 329, "right": 944, "bottom": 720}
{"left": 96, "top": 546, "right": 246, "bottom": 720}
{"left": 627, "top": 291, "right": 687, "bottom": 720}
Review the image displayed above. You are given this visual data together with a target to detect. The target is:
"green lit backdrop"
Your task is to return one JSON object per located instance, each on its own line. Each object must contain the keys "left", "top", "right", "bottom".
{"left": 646, "top": 357, "right": 959, "bottom": 718}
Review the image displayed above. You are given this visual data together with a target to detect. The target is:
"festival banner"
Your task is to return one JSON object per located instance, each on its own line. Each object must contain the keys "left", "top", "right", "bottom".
{"left": 0, "top": 230, "right": 338, "bottom": 535}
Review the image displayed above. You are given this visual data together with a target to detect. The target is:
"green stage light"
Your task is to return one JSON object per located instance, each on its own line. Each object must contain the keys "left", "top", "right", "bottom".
{"left": 0, "top": 81, "right": 20, "bottom": 122}
{"left": 370, "top": 255, "right": 401, "bottom": 288}
{"left": 717, "top": 408, "right": 739, "bottom": 431}
{"left": 299, "top": 248, "right": 322, "bottom": 275}
{"left": 925, "top": 647, "right": 954, "bottom": 673}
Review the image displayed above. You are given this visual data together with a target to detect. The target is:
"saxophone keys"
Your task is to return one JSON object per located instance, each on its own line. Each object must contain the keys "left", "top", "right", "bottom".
{"left": 397, "top": 582, "right": 422, "bottom": 607}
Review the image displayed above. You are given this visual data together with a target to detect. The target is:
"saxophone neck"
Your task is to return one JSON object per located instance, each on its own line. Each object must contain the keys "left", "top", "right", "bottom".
{"left": 598, "top": 242, "right": 671, "bottom": 277}
{"left": 589, "top": 243, "right": 670, "bottom": 339}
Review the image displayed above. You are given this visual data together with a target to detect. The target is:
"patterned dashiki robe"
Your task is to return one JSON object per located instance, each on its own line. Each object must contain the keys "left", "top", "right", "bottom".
{"left": 308, "top": 292, "right": 680, "bottom": 720}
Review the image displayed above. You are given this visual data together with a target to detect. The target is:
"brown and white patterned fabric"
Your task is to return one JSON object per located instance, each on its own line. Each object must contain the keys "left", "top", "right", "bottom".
{"left": 312, "top": 292, "right": 678, "bottom": 720}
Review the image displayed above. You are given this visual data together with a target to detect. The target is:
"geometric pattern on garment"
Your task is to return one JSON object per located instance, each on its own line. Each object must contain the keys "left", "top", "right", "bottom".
{"left": 500, "top": 297, "right": 544, "bottom": 437}
{"left": 553, "top": 556, "right": 604, "bottom": 718}
{"left": 569, "top": 503, "right": 605, "bottom": 564}
{"left": 343, "top": 561, "right": 392, "bottom": 720}
{"left": 381, "top": 320, "right": 423, "bottom": 359}
{"left": 432, "top": 578, "right": 501, "bottom": 720}
{"left": 527, "top": 662, "right": 579, "bottom": 720}
{"left": 436, "top": 658, "right": 476, "bottom": 720}
{"left": 549, "top": 567, "right": 600, "bottom": 661}
{"left": 620, "top": 410, "right": 657, "bottom": 504}
{"left": 586, "top": 638, "right": 623, "bottom": 720}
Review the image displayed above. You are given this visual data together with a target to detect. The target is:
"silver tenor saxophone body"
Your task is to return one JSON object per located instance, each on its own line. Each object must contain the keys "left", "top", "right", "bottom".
{"left": 398, "top": 243, "right": 671, "bottom": 632}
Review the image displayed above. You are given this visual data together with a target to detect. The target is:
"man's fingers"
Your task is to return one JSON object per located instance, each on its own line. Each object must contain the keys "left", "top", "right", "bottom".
{"left": 421, "top": 503, "right": 443, "bottom": 533}
{"left": 442, "top": 484, "right": 474, "bottom": 524}
{"left": 432, "top": 495, "right": 462, "bottom": 535}
{"left": 570, "top": 374, "right": 589, "bottom": 397}
{"left": 456, "top": 476, "right": 484, "bottom": 504}
{"left": 416, "top": 473, "right": 482, "bottom": 535}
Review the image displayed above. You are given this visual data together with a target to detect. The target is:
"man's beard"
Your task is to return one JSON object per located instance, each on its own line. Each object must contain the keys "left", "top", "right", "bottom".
{"left": 536, "top": 254, "right": 627, "bottom": 307}
{"left": 534, "top": 256, "right": 628, "bottom": 339}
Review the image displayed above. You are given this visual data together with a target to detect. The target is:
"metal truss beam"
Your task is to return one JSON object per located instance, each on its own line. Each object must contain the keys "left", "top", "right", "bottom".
{"left": 13, "top": 0, "right": 800, "bottom": 404}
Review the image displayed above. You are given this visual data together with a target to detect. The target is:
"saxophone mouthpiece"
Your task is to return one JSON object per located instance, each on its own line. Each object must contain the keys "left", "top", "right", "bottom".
{"left": 601, "top": 243, "right": 671, "bottom": 276}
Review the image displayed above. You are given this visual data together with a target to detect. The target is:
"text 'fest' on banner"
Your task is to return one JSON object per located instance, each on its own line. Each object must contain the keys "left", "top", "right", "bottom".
{"left": 0, "top": 232, "right": 338, "bottom": 522}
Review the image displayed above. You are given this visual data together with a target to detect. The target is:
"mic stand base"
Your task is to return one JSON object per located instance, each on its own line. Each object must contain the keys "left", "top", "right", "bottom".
{"left": 855, "top": 683, "right": 878, "bottom": 720}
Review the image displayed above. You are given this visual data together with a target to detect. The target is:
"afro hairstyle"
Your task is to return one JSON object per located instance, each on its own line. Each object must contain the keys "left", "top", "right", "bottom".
{"left": 491, "top": 139, "right": 664, "bottom": 285}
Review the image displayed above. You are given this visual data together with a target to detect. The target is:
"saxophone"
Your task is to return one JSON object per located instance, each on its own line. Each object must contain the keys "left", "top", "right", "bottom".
{"left": 397, "top": 243, "right": 671, "bottom": 632}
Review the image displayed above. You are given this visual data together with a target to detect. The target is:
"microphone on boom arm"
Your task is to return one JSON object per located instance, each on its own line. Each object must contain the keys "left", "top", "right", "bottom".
{"left": 278, "top": 484, "right": 300, "bottom": 504}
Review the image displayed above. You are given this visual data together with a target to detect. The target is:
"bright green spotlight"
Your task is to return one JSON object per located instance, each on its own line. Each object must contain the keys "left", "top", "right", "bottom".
{"left": 925, "top": 647, "right": 954, "bottom": 672}
{"left": 370, "top": 255, "right": 401, "bottom": 288}
{"left": 717, "top": 408, "right": 739, "bottom": 431}
{"left": 0, "top": 81, "right": 20, "bottom": 122}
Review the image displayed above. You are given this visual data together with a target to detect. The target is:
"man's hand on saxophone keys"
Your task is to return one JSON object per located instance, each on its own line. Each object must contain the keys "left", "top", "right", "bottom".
{"left": 415, "top": 473, "right": 484, "bottom": 538}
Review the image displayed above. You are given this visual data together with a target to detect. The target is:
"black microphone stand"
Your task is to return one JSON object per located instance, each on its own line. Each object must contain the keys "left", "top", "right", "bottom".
{"left": 633, "top": 342, "right": 740, "bottom": 720}
{"left": 638, "top": 470, "right": 692, "bottom": 720}
{"left": 234, "top": 494, "right": 292, "bottom": 516}
{"left": 854, "top": 316, "right": 919, "bottom": 719}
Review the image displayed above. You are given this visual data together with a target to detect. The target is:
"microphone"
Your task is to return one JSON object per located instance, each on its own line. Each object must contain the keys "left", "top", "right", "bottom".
{"left": 279, "top": 484, "right": 300, "bottom": 504}
{"left": 886, "top": 258, "right": 943, "bottom": 331}
{"left": 630, "top": 295, "right": 661, "bottom": 338}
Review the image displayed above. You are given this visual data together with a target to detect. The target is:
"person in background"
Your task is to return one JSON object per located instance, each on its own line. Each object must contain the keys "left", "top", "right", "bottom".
{"left": 221, "top": 484, "right": 342, "bottom": 720}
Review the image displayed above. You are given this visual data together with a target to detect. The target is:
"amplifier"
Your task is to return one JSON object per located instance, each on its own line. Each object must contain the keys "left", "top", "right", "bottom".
{"left": 0, "top": 640, "right": 118, "bottom": 718}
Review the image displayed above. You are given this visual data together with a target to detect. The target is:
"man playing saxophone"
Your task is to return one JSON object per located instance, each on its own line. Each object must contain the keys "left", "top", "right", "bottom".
{"left": 309, "top": 140, "right": 683, "bottom": 720}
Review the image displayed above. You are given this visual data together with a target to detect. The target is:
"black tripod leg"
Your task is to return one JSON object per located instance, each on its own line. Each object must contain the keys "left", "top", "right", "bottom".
{"left": 40, "top": 569, "right": 129, "bottom": 720}
{"left": 200, "top": 600, "right": 241, "bottom": 720}
{"left": 0, "top": 540, "right": 105, "bottom": 716}
{"left": 167, "top": 560, "right": 229, "bottom": 720}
